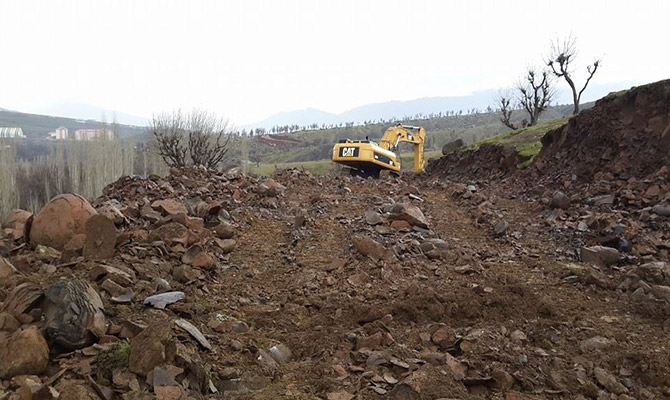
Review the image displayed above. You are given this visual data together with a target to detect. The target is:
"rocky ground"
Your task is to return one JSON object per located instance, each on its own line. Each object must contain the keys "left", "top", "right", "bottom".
{"left": 1, "top": 80, "right": 670, "bottom": 400}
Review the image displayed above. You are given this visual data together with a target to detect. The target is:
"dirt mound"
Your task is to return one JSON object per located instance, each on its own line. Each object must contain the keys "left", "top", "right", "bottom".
{"left": 533, "top": 79, "right": 670, "bottom": 182}
{"left": 426, "top": 79, "right": 670, "bottom": 263}
{"left": 426, "top": 143, "right": 528, "bottom": 181}
{"left": 514, "top": 81, "right": 670, "bottom": 263}
{"left": 427, "top": 79, "right": 670, "bottom": 192}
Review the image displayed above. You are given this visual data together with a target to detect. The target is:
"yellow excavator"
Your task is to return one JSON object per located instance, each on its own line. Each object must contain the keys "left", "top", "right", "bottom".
{"left": 332, "top": 124, "right": 427, "bottom": 178}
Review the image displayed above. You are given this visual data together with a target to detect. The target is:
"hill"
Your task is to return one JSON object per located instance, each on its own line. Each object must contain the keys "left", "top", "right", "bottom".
{"left": 25, "top": 100, "right": 150, "bottom": 127}
{"left": 0, "top": 109, "right": 146, "bottom": 139}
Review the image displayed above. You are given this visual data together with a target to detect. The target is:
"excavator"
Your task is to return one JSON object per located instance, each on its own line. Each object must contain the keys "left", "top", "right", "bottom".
{"left": 332, "top": 124, "right": 426, "bottom": 178}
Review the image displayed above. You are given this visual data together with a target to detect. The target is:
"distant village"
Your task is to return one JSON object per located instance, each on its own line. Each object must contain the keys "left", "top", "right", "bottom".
{"left": 0, "top": 126, "right": 115, "bottom": 140}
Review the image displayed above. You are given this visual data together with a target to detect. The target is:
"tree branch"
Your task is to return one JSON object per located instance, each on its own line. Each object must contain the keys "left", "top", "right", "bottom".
{"left": 577, "top": 60, "right": 600, "bottom": 101}
{"left": 496, "top": 93, "right": 517, "bottom": 130}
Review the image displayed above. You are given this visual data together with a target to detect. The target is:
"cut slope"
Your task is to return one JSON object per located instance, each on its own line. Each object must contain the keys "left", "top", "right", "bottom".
{"left": 426, "top": 117, "right": 569, "bottom": 181}
{"left": 533, "top": 79, "right": 670, "bottom": 182}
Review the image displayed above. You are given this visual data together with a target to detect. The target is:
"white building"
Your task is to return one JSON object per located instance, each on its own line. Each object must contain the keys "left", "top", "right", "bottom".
{"left": 73, "top": 128, "right": 114, "bottom": 141}
{"left": 48, "top": 126, "right": 69, "bottom": 140}
{"left": 0, "top": 127, "right": 25, "bottom": 138}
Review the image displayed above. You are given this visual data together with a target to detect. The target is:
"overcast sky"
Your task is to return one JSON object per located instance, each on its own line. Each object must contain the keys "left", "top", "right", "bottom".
{"left": 0, "top": 0, "right": 667, "bottom": 125}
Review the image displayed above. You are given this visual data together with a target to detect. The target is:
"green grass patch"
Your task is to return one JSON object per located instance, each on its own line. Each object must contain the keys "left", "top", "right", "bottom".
{"left": 517, "top": 141, "right": 542, "bottom": 158}
{"left": 473, "top": 117, "right": 566, "bottom": 150}
{"left": 475, "top": 116, "right": 568, "bottom": 149}
{"left": 603, "top": 89, "right": 629, "bottom": 100}
{"left": 465, "top": 116, "right": 569, "bottom": 168}
{"left": 517, "top": 141, "right": 542, "bottom": 168}
{"left": 97, "top": 340, "right": 131, "bottom": 384}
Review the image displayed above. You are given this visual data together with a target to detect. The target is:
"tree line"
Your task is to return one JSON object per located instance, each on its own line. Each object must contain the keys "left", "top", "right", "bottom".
{"left": 235, "top": 108, "right": 495, "bottom": 137}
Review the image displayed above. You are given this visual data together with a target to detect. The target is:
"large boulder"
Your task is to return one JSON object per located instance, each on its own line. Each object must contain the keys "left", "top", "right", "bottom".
{"left": 389, "top": 203, "right": 429, "bottom": 229}
{"left": 30, "top": 194, "right": 96, "bottom": 250}
{"left": 442, "top": 139, "right": 464, "bottom": 155}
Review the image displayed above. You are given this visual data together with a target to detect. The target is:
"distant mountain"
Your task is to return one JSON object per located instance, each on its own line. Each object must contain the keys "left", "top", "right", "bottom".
{"left": 251, "top": 107, "right": 340, "bottom": 129}
{"left": 19, "top": 100, "right": 149, "bottom": 127}
{"left": 339, "top": 91, "right": 498, "bottom": 123}
{"left": 246, "top": 91, "right": 498, "bottom": 130}
{"left": 247, "top": 81, "right": 641, "bottom": 130}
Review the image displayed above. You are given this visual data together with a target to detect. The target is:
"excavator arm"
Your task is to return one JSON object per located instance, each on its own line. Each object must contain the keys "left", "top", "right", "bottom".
{"left": 378, "top": 124, "right": 426, "bottom": 173}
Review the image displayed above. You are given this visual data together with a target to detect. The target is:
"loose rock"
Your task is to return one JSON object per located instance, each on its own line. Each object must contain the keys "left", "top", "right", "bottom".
{"left": 365, "top": 210, "right": 383, "bottom": 225}
{"left": 550, "top": 191, "right": 570, "bottom": 210}
{"left": 43, "top": 278, "right": 107, "bottom": 350}
{"left": 581, "top": 245, "right": 620, "bottom": 267}
{"left": 83, "top": 214, "right": 117, "bottom": 260}
{"left": 129, "top": 324, "right": 175, "bottom": 376}
{"left": 0, "top": 325, "right": 49, "bottom": 379}
{"left": 30, "top": 193, "right": 96, "bottom": 250}
{"left": 389, "top": 203, "right": 429, "bottom": 228}
{"left": 1, "top": 209, "right": 33, "bottom": 241}
{"left": 594, "top": 367, "right": 628, "bottom": 394}
{"left": 144, "top": 291, "right": 186, "bottom": 309}
{"left": 152, "top": 199, "right": 188, "bottom": 216}
{"left": 174, "top": 319, "right": 212, "bottom": 350}
{"left": 0, "top": 256, "right": 17, "bottom": 278}
{"left": 352, "top": 235, "right": 388, "bottom": 261}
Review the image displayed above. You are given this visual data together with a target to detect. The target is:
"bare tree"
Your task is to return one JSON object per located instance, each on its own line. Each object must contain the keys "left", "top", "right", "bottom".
{"left": 150, "top": 109, "right": 232, "bottom": 170}
{"left": 547, "top": 36, "right": 600, "bottom": 115}
{"left": 151, "top": 110, "right": 188, "bottom": 168}
{"left": 517, "top": 68, "right": 553, "bottom": 126}
{"left": 186, "top": 110, "right": 231, "bottom": 169}
{"left": 495, "top": 68, "right": 553, "bottom": 129}
{"left": 495, "top": 91, "right": 518, "bottom": 130}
